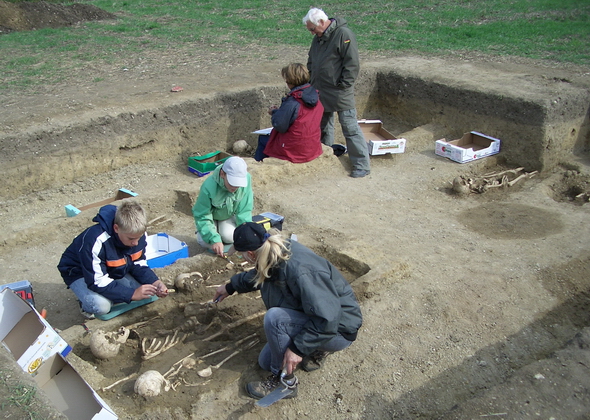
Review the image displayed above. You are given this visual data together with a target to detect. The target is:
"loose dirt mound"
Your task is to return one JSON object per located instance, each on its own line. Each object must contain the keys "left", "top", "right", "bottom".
{"left": 548, "top": 169, "right": 590, "bottom": 204}
{"left": 0, "top": 0, "right": 116, "bottom": 34}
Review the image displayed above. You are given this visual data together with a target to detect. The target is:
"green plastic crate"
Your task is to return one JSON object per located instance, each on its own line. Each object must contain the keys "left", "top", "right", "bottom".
{"left": 188, "top": 151, "right": 232, "bottom": 176}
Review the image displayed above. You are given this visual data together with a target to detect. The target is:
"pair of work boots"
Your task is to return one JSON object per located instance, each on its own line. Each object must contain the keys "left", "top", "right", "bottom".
{"left": 246, "top": 351, "right": 330, "bottom": 400}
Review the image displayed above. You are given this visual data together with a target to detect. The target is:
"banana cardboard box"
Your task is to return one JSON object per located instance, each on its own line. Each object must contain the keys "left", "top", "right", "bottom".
{"left": 0, "top": 288, "right": 71, "bottom": 375}
{"left": 358, "top": 119, "right": 407, "bottom": 156}
{"left": 0, "top": 288, "right": 118, "bottom": 419}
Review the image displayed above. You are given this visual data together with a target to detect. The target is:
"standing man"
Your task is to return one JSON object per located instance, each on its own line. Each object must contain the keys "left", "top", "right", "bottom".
{"left": 303, "top": 7, "right": 371, "bottom": 178}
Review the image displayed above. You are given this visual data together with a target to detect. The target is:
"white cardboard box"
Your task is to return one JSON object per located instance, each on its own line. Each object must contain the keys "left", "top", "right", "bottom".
{"left": 435, "top": 131, "right": 501, "bottom": 163}
{"left": 34, "top": 353, "right": 118, "bottom": 420}
{"left": 0, "top": 288, "right": 118, "bottom": 419}
{"left": 0, "top": 288, "right": 71, "bottom": 374}
{"left": 358, "top": 120, "right": 406, "bottom": 155}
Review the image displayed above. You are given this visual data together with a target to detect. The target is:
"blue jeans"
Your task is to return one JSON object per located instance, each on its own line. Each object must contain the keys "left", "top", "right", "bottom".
{"left": 254, "top": 134, "right": 270, "bottom": 162}
{"left": 257, "top": 307, "right": 354, "bottom": 376}
{"left": 68, "top": 274, "right": 141, "bottom": 315}
{"left": 321, "top": 109, "right": 370, "bottom": 172}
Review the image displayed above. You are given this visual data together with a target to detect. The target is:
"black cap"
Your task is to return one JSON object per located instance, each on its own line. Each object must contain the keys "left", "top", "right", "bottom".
{"left": 233, "top": 222, "right": 268, "bottom": 252}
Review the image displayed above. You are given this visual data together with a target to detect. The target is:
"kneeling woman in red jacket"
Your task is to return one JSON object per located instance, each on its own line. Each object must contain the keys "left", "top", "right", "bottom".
{"left": 255, "top": 63, "right": 324, "bottom": 163}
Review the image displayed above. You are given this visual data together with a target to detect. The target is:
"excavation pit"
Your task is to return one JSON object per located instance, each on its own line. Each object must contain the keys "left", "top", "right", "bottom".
{"left": 2, "top": 53, "right": 590, "bottom": 420}
{"left": 67, "top": 248, "right": 370, "bottom": 417}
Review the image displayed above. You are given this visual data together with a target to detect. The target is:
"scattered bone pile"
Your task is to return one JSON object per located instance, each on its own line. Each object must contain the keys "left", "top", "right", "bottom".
{"left": 131, "top": 332, "right": 260, "bottom": 397}
{"left": 452, "top": 167, "right": 539, "bottom": 194}
{"left": 87, "top": 258, "right": 265, "bottom": 400}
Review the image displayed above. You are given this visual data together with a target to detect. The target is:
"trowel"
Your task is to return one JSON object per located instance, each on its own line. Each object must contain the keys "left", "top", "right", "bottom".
{"left": 255, "top": 369, "right": 298, "bottom": 407}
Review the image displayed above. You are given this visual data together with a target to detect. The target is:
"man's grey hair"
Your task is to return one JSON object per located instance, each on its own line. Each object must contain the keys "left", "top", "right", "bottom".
{"left": 302, "top": 7, "right": 328, "bottom": 25}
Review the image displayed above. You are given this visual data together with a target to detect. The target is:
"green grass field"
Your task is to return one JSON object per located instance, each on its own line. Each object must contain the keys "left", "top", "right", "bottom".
{"left": 1, "top": 0, "right": 589, "bottom": 89}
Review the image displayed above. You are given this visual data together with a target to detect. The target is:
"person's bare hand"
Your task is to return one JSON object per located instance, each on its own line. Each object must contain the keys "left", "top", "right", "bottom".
{"left": 131, "top": 284, "right": 158, "bottom": 301}
{"left": 213, "top": 284, "right": 229, "bottom": 303}
{"left": 268, "top": 105, "right": 278, "bottom": 115}
{"left": 282, "top": 348, "right": 302, "bottom": 375}
{"left": 153, "top": 280, "right": 168, "bottom": 298}
{"left": 212, "top": 242, "right": 224, "bottom": 257}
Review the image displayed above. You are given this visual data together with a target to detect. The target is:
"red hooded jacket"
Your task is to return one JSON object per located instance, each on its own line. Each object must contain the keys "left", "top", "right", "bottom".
{"left": 264, "top": 83, "right": 324, "bottom": 163}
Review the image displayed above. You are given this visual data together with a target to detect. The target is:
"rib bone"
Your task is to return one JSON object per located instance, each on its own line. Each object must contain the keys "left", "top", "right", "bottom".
{"left": 142, "top": 330, "right": 187, "bottom": 360}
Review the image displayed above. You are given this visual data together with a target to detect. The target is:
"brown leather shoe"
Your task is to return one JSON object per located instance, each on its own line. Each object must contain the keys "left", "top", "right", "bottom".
{"left": 246, "top": 374, "right": 298, "bottom": 400}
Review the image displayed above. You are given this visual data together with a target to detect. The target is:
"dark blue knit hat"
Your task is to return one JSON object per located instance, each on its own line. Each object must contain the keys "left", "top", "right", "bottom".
{"left": 233, "top": 222, "right": 269, "bottom": 252}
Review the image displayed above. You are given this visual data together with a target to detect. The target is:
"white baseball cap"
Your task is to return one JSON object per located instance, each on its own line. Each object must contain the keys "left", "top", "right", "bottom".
{"left": 222, "top": 157, "right": 248, "bottom": 187}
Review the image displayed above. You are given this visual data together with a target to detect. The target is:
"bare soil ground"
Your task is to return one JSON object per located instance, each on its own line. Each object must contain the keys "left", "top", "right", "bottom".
{"left": 1, "top": 3, "right": 590, "bottom": 420}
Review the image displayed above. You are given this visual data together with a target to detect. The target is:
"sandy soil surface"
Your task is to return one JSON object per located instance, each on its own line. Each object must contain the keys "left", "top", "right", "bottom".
{"left": 1, "top": 3, "right": 590, "bottom": 420}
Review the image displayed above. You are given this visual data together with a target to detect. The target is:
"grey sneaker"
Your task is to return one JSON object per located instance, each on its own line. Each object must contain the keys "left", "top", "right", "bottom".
{"left": 300, "top": 351, "right": 330, "bottom": 372}
{"left": 350, "top": 169, "right": 370, "bottom": 178}
{"left": 246, "top": 374, "right": 298, "bottom": 400}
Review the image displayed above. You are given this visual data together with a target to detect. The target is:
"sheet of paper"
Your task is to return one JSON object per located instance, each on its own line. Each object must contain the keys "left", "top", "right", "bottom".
{"left": 252, "top": 127, "right": 273, "bottom": 135}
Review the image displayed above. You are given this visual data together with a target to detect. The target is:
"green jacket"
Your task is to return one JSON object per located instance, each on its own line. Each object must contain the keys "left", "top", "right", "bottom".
{"left": 192, "top": 165, "right": 253, "bottom": 245}
{"left": 307, "top": 16, "right": 360, "bottom": 113}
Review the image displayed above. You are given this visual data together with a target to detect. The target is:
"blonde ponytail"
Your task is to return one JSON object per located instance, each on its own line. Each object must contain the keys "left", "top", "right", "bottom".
{"left": 252, "top": 228, "right": 291, "bottom": 286}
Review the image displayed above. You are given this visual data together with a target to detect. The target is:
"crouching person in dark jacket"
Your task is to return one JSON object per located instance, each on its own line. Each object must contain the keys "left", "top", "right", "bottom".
{"left": 213, "top": 222, "right": 362, "bottom": 401}
{"left": 58, "top": 201, "right": 169, "bottom": 319}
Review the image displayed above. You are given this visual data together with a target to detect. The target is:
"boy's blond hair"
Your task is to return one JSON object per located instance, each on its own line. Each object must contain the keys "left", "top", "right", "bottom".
{"left": 114, "top": 200, "right": 147, "bottom": 234}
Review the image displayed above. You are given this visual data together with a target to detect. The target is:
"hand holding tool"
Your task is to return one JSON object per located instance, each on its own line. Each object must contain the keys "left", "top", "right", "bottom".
{"left": 255, "top": 369, "right": 298, "bottom": 407}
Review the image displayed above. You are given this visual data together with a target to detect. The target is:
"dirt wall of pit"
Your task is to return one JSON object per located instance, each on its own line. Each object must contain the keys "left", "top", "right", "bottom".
{"left": 357, "top": 58, "right": 590, "bottom": 171}
{"left": 1, "top": 58, "right": 588, "bottom": 199}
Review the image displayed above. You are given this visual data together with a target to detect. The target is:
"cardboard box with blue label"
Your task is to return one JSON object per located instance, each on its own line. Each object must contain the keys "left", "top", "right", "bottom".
{"left": 34, "top": 353, "right": 118, "bottom": 419}
{"left": 0, "top": 288, "right": 71, "bottom": 375}
{"left": 435, "top": 131, "right": 501, "bottom": 163}
{"left": 0, "top": 289, "right": 118, "bottom": 418}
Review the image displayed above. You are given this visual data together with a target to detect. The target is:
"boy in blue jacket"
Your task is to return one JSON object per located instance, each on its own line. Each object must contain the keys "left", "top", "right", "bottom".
{"left": 58, "top": 200, "right": 169, "bottom": 318}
